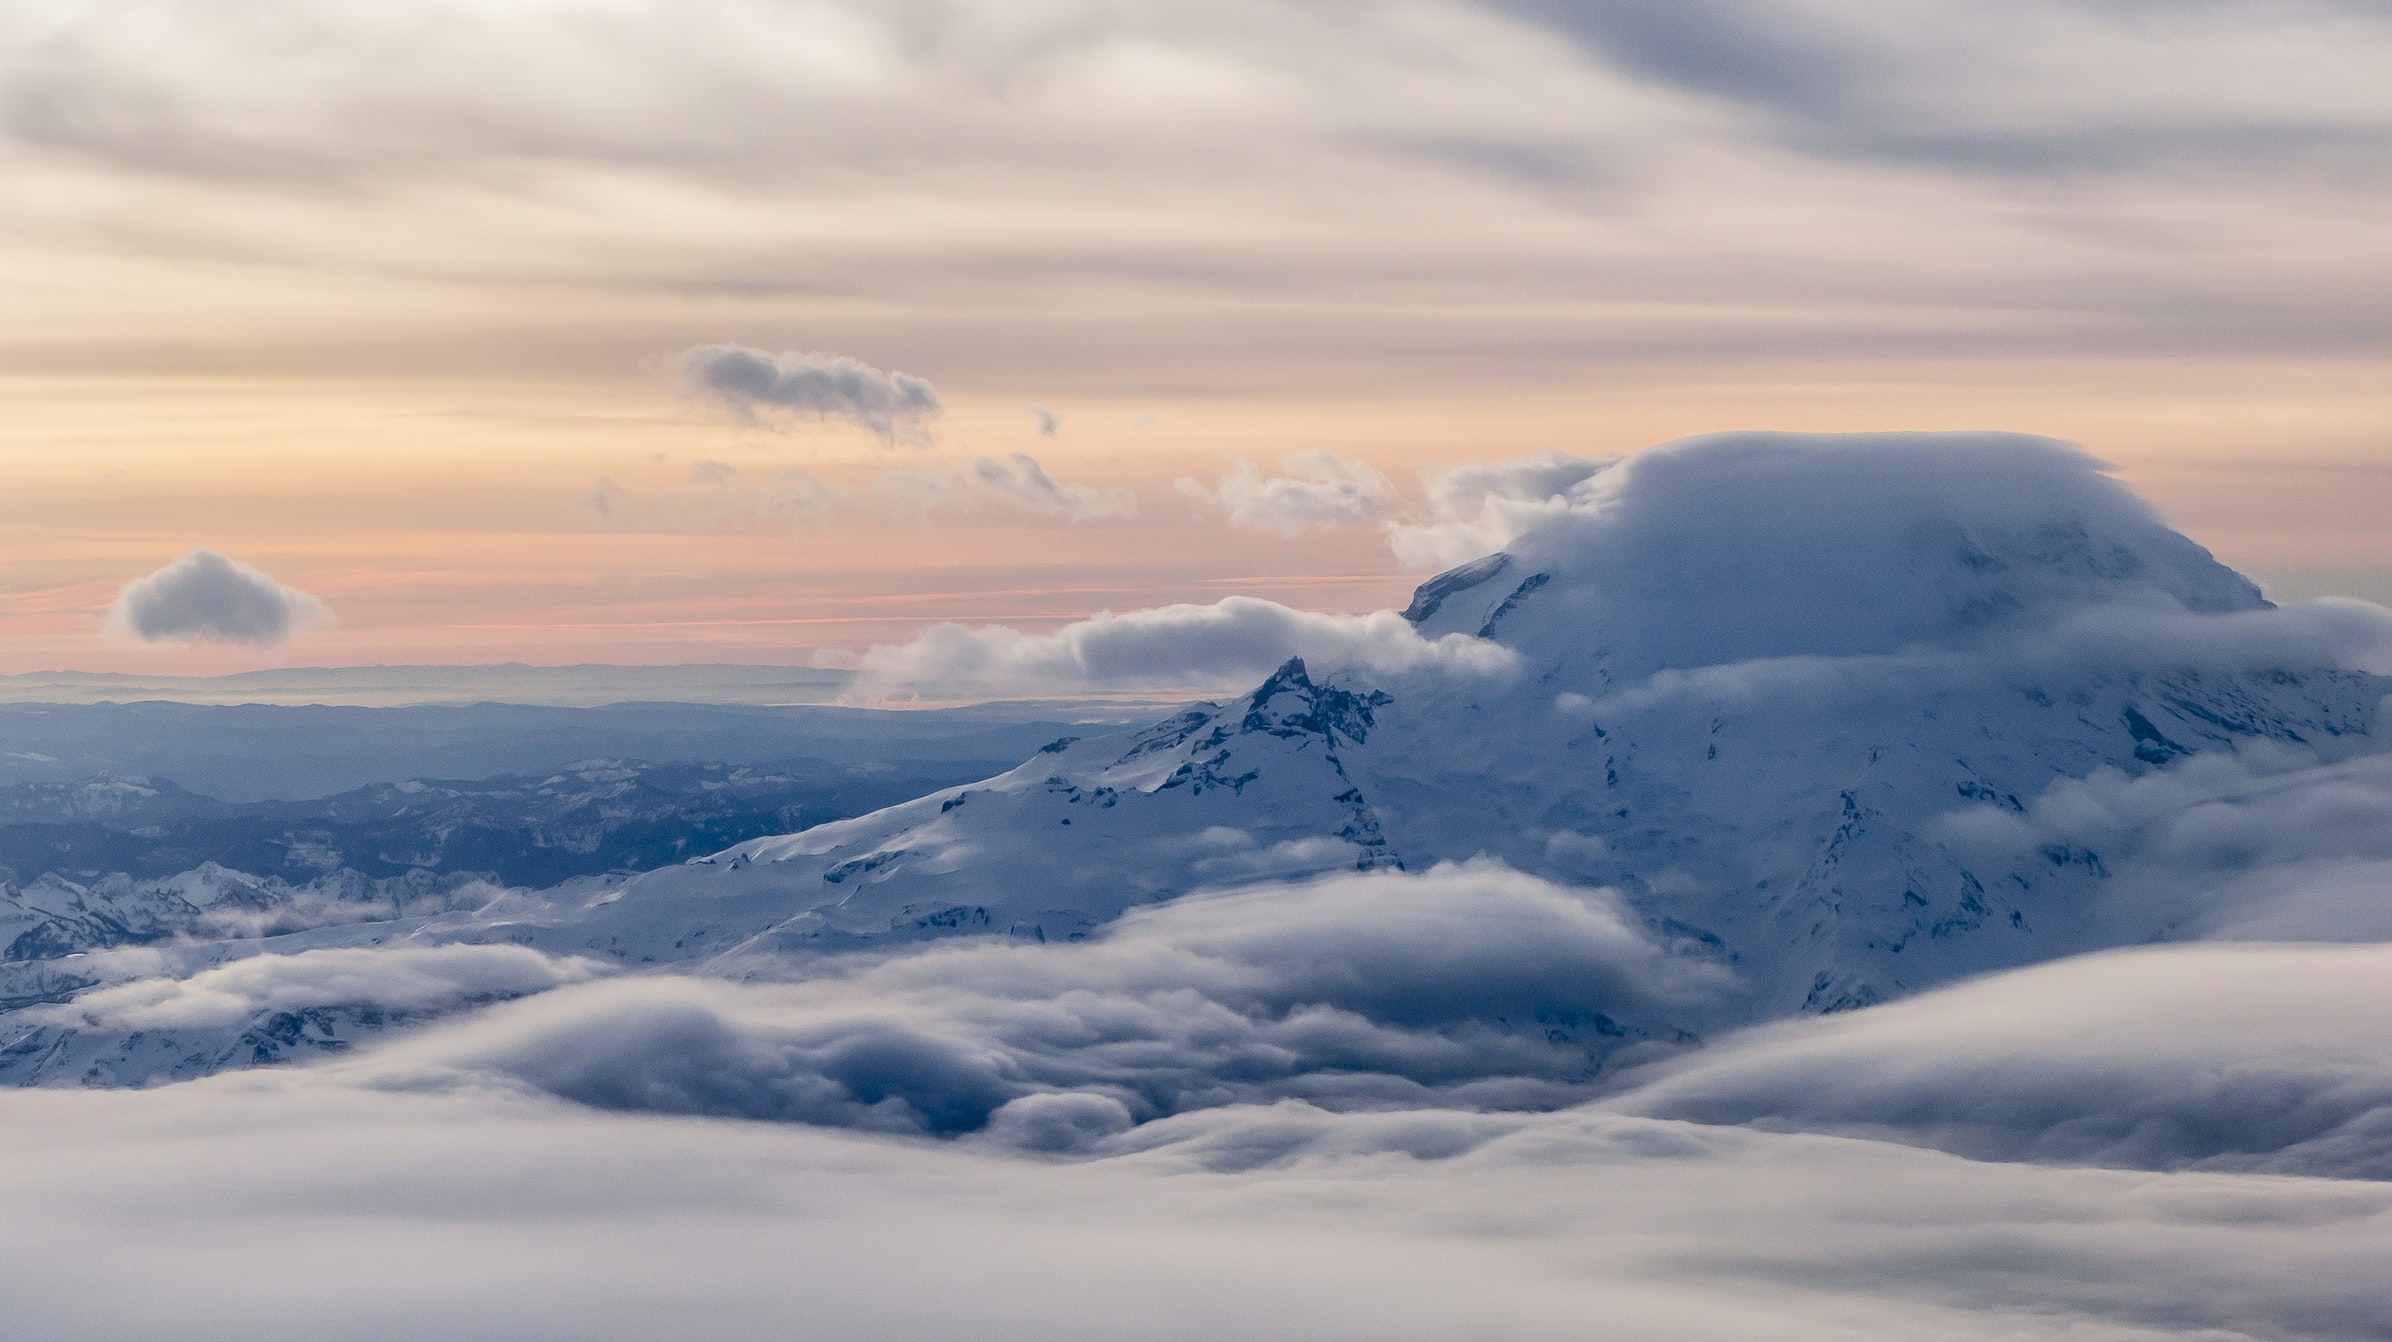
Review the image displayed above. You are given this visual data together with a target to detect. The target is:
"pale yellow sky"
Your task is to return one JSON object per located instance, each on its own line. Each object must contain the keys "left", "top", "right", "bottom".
{"left": 2, "top": 0, "right": 2388, "bottom": 674}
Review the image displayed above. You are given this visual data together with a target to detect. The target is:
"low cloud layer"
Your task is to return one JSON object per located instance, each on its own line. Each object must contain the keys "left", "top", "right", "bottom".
{"left": 14, "top": 932, "right": 2392, "bottom": 1330}
{"left": 853, "top": 595, "right": 1516, "bottom": 698}
{"left": 678, "top": 345, "right": 942, "bottom": 444}
{"left": 36, "top": 944, "right": 606, "bottom": 1033}
{"left": 104, "top": 549, "right": 330, "bottom": 647}
{"left": 1936, "top": 740, "right": 2392, "bottom": 942}
{"left": 349, "top": 864, "right": 1727, "bottom": 1142}
{"left": 1615, "top": 942, "right": 2392, "bottom": 1179}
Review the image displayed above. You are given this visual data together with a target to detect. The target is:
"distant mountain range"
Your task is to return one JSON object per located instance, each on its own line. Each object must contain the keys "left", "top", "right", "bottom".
{"left": 0, "top": 662, "right": 858, "bottom": 707}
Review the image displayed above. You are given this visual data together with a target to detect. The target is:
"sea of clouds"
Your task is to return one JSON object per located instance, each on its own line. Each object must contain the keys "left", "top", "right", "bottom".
{"left": 9, "top": 936, "right": 2392, "bottom": 1339}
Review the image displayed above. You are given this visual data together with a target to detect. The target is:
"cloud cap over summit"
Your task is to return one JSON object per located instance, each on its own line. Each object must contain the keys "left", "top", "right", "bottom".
{"left": 1442, "top": 431, "right": 2271, "bottom": 674}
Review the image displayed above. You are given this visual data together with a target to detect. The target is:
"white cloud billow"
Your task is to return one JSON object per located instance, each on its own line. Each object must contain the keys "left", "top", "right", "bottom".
{"left": 854, "top": 595, "right": 1516, "bottom": 697}
{"left": 105, "top": 549, "right": 330, "bottom": 647}
{"left": 1389, "top": 450, "right": 1619, "bottom": 570}
{"left": 1178, "top": 450, "right": 1394, "bottom": 535}
{"left": 678, "top": 344, "right": 942, "bottom": 444}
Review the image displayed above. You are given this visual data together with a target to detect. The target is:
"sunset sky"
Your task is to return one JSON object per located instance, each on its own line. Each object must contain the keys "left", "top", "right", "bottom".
{"left": 4, "top": 0, "right": 2388, "bottom": 676}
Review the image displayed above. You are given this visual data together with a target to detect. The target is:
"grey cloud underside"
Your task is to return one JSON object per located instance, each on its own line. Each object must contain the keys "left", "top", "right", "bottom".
{"left": 20, "top": 1, "right": 2381, "bottom": 185}
{"left": 1481, "top": 0, "right": 2392, "bottom": 177}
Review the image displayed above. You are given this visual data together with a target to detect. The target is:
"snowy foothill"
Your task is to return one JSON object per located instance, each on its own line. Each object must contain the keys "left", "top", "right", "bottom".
{"left": 6, "top": 432, "right": 2392, "bottom": 1337}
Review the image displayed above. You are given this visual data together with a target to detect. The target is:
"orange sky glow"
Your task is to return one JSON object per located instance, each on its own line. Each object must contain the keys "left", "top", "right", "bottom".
{"left": 3, "top": 1, "right": 2387, "bottom": 682}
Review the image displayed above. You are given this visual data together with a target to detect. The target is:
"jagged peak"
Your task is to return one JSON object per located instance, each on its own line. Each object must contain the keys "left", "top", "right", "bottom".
{"left": 1236, "top": 657, "right": 1391, "bottom": 747}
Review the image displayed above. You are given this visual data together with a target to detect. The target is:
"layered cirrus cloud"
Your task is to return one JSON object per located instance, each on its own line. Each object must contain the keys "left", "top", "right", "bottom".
{"left": 12, "top": 0, "right": 2392, "bottom": 400}
{"left": 104, "top": 549, "right": 330, "bottom": 647}
{"left": 12, "top": 875, "right": 2392, "bottom": 1337}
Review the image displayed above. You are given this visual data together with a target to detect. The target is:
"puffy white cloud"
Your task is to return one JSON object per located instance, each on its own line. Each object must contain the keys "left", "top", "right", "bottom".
{"left": 103, "top": 549, "right": 330, "bottom": 647}
{"left": 678, "top": 345, "right": 942, "bottom": 444}
{"left": 1178, "top": 451, "right": 1394, "bottom": 535}
{"left": 1388, "top": 451, "right": 1618, "bottom": 570}
{"left": 853, "top": 594, "right": 1516, "bottom": 697}
{"left": 965, "top": 453, "right": 1135, "bottom": 522}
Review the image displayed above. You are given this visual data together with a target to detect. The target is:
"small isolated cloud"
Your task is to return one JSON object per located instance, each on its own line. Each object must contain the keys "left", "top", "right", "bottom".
{"left": 104, "top": 549, "right": 330, "bottom": 648}
{"left": 966, "top": 453, "right": 1134, "bottom": 522}
{"left": 677, "top": 344, "right": 942, "bottom": 445}
{"left": 688, "top": 459, "right": 738, "bottom": 486}
{"left": 855, "top": 595, "right": 1516, "bottom": 698}
{"left": 1178, "top": 450, "right": 1394, "bottom": 535}
{"left": 1027, "top": 405, "right": 1059, "bottom": 436}
{"left": 578, "top": 475, "right": 629, "bottom": 524}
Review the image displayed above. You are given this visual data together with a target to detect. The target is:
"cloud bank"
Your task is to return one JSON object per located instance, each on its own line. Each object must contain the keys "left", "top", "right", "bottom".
{"left": 104, "top": 549, "right": 330, "bottom": 647}
{"left": 346, "top": 864, "right": 1726, "bottom": 1142}
{"left": 1615, "top": 942, "right": 2392, "bottom": 1179}
{"left": 678, "top": 345, "right": 942, "bottom": 444}
{"left": 36, "top": 944, "right": 606, "bottom": 1033}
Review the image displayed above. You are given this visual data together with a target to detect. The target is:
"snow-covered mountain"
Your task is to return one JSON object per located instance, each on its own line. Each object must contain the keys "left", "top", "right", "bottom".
{"left": 534, "top": 433, "right": 2387, "bottom": 1011}
{"left": 7, "top": 432, "right": 2389, "bottom": 1088}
